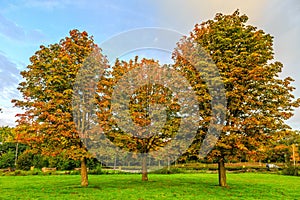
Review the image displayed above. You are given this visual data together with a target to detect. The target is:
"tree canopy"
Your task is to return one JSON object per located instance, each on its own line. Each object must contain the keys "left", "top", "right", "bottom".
{"left": 173, "top": 10, "right": 300, "bottom": 186}
{"left": 95, "top": 57, "right": 193, "bottom": 180}
{"left": 12, "top": 29, "right": 107, "bottom": 186}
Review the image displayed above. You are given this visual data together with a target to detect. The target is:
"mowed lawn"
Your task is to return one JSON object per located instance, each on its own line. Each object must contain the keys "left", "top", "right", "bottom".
{"left": 0, "top": 173, "right": 299, "bottom": 200}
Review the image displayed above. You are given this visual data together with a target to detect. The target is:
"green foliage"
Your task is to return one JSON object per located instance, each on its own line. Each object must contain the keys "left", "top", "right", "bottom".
{"left": 47, "top": 156, "right": 80, "bottom": 170}
{"left": 0, "top": 142, "right": 25, "bottom": 155}
{"left": 0, "top": 126, "right": 15, "bottom": 143}
{"left": 88, "top": 165, "right": 102, "bottom": 175}
{"left": 86, "top": 158, "right": 102, "bottom": 170}
{"left": 151, "top": 167, "right": 183, "bottom": 174}
{"left": 0, "top": 141, "right": 27, "bottom": 169}
{"left": 0, "top": 150, "right": 15, "bottom": 168}
{"left": 15, "top": 150, "right": 101, "bottom": 171}
{"left": 16, "top": 152, "right": 35, "bottom": 170}
{"left": 282, "top": 166, "right": 299, "bottom": 176}
{"left": 16, "top": 152, "right": 51, "bottom": 170}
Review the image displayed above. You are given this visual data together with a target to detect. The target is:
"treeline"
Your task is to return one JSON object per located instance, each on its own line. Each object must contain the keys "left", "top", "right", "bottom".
{"left": 0, "top": 127, "right": 101, "bottom": 170}
{"left": 1, "top": 126, "right": 298, "bottom": 170}
{"left": 0, "top": 142, "right": 101, "bottom": 170}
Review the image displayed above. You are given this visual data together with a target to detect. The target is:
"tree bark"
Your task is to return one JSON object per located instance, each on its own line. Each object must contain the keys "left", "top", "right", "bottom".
{"left": 81, "top": 157, "right": 88, "bottom": 187}
{"left": 218, "top": 159, "right": 227, "bottom": 187}
{"left": 141, "top": 154, "right": 148, "bottom": 181}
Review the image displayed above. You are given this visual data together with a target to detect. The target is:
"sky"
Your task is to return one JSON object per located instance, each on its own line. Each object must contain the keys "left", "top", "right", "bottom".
{"left": 0, "top": 0, "right": 299, "bottom": 129}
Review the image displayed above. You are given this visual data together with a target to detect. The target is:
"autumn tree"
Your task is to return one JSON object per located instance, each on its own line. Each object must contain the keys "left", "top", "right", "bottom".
{"left": 12, "top": 29, "right": 107, "bottom": 186}
{"left": 173, "top": 10, "right": 300, "bottom": 186}
{"left": 95, "top": 57, "right": 198, "bottom": 181}
{"left": 272, "top": 130, "right": 300, "bottom": 166}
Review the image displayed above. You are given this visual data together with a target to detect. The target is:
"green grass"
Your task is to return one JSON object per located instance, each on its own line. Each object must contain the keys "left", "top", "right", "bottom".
{"left": 0, "top": 173, "right": 299, "bottom": 200}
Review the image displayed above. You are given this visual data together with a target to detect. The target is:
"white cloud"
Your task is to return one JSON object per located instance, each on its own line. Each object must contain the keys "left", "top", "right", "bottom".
{"left": 0, "top": 13, "right": 46, "bottom": 43}
{"left": 0, "top": 53, "right": 22, "bottom": 127}
{"left": 0, "top": 107, "right": 20, "bottom": 127}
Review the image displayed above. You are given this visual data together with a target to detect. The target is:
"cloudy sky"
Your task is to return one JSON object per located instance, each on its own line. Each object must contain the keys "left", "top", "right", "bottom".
{"left": 0, "top": 0, "right": 299, "bottom": 129}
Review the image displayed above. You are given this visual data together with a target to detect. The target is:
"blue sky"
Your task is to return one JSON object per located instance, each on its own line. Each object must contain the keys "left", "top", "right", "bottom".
{"left": 0, "top": 0, "right": 300, "bottom": 129}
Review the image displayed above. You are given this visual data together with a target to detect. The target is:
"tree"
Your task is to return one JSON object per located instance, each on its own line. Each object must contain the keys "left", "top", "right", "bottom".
{"left": 12, "top": 29, "right": 107, "bottom": 186}
{"left": 95, "top": 57, "right": 196, "bottom": 181}
{"left": 0, "top": 126, "right": 24, "bottom": 167}
{"left": 273, "top": 130, "right": 300, "bottom": 166}
{"left": 173, "top": 10, "right": 300, "bottom": 186}
{"left": 0, "top": 126, "right": 15, "bottom": 168}
{"left": 97, "top": 58, "right": 166, "bottom": 181}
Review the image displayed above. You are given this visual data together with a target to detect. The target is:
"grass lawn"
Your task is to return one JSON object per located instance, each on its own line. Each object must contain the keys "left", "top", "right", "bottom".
{"left": 0, "top": 173, "right": 299, "bottom": 200}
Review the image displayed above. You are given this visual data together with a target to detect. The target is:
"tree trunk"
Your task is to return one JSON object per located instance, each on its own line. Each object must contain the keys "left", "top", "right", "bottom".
{"left": 142, "top": 154, "right": 148, "bottom": 181}
{"left": 114, "top": 156, "right": 117, "bottom": 170}
{"left": 218, "top": 159, "right": 227, "bottom": 187}
{"left": 292, "top": 144, "right": 296, "bottom": 167}
{"left": 15, "top": 142, "right": 19, "bottom": 166}
{"left": 81, "top": 157, "right": 88, "bottom": 187}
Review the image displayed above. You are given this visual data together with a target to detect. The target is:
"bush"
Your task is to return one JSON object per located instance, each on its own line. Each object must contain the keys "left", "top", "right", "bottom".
{"left": 88, "top": 165, "right": 103, "bottom": 175}
{"left": 87, "top": 158, "right": 102, "bottom": 170}
{"left": 0, "top": 150, "right": 15, "bottom": 168}
{"left": 16, "top": 151, "right": 103, "bottom": 171}
{"left": 152, "top": 167, "right": 183, "bottom": 174}
{"left": 282, "top": 166, "right": 299, "bottom": 176}
{"left": 16, "top": 152, "right": 34, "bottom": 170}
{"left": 48, "top": 156, "right": 80, "bottom": 170}
{"left": 70, "top": 170, "right": 80, "bottom": 175}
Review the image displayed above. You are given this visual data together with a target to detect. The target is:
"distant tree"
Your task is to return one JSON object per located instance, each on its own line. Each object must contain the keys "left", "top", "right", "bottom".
{"left": 272, "top": 130, "right": 300, "bottom": 166}
{"left": 0, "top": 126, "right": 15, "bottom": 144}
{"left": 173, "top": 10, "right": 300, "bottom": 186}
{"left": 0, "top": 126, "right": 27, "bottom": 168}
{"left": 12, "top": 29, "right": 107, "bottom": 186}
